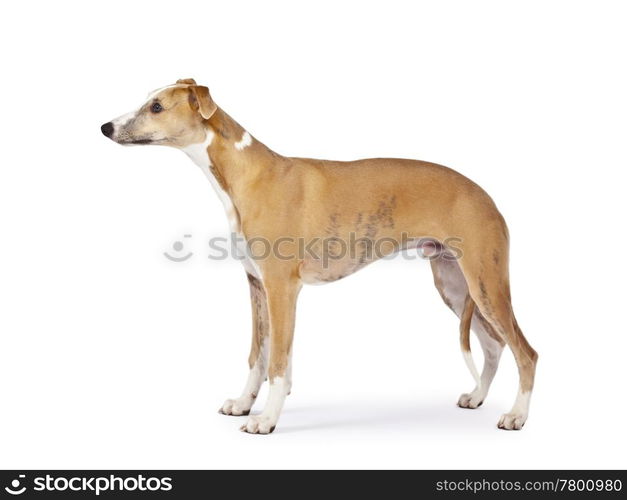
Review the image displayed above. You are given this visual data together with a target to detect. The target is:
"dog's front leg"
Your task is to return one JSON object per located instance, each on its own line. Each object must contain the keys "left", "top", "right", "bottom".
{"left": 220, "top": 273, "right": 269, "bottom": 416}
{"left": 241, "top": 273, "right": 301, "bottom": 434}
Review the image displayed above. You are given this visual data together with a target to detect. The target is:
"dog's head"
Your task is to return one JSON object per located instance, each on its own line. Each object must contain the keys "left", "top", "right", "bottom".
{"left": 101, "top": 78, "right": 216, "bottom": 148}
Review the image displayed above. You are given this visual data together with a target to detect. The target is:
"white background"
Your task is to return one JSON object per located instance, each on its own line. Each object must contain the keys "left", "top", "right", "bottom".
{"left": 1, "top": 0, "right": 626, "bottom": 469}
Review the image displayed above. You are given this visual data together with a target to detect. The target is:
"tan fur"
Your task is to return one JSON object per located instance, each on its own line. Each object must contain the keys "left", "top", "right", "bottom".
{"left": 104, "top": 80, "right": 538, "bottom": 432}
{"left": 460, "top": 293, "right": 475, "bottom": 352}
{"left": 188, "top": 85, "right": 217, "bottom": 120}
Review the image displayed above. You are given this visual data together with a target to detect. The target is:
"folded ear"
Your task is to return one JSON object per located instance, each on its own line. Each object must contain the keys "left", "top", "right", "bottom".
{"left": 176, "top": 78, "right": 197, "bottom": 85}
{"left": 188, "top": 85, "right": 217, "bottom": 120}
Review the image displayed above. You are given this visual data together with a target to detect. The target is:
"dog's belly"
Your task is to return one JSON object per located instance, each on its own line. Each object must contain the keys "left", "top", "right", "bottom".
{"left": 297, "top": 235, "right": 431, "bottom": 285}
{"left": 299, "top": 255, "right": 361, "bottom": 285}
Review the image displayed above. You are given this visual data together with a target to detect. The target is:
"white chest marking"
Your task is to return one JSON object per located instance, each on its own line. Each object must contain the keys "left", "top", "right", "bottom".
{"left": 234, "top": 131, "right": 252, "bottom": 150}
{"left": 181, "top": 133, "right": 261, "bottom": 279}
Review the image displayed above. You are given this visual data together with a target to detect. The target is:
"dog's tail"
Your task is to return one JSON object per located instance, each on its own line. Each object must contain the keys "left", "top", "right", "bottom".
{"left": 460, "top": 293, "right": 481, "bottom": 387}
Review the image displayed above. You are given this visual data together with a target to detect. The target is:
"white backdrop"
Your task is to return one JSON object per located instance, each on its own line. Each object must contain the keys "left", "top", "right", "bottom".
{"left": 1, "top": 0, "right": 626, "bottom": 469}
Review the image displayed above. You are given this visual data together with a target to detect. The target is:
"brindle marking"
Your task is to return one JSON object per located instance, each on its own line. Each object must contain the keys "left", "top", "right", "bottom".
{"left": 246, "top": 273, "right": 269, "bottom": 368}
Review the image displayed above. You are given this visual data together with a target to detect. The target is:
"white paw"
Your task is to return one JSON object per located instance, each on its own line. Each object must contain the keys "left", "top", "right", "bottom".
{"left": 219, "top": 396, "right": 254, "bottom": 416}
{"left": 240, "top": 414, "right": 277, "bottom": 434}
{"left": 497, "top": 412, "right": 527, "bottom": 430}
{"left": 457, "top": 389, "right": 485, "bottom": 409}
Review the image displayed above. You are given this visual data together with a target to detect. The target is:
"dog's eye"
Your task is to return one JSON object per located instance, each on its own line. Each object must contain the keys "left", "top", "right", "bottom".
{"left": 151, "top": 102, "right": 163, "bottom": 113}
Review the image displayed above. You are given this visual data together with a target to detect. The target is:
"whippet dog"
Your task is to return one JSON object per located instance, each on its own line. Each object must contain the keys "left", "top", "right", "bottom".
{"left": 101, "top": 79, "right": 538, "bottom": 434}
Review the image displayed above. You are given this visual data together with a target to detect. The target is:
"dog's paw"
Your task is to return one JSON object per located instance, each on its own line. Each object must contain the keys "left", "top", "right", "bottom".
{"left": 240, "top": 415, "right": 276, "bottom": 434}
{"left": 457, "top": 390, "right": 484, "bottom": 409}
{"left": 219, "top": 397, "right": 253, "bottom": 416}
{"left": 497, "top": 412, "right": 527, "bottom": 430}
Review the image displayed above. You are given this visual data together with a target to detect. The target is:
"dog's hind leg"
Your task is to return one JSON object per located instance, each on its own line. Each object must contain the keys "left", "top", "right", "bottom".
{"left": 456, "top": 234, "right": 538, "bottom": 430}
{"left": 459, "top": 311, "right": 505, "bottom": 408}
{"left": 219, "top": 273, "right": 269, "bottom": 416}
{"left": 431, "top": 256, "right": 505, "bottom": 409}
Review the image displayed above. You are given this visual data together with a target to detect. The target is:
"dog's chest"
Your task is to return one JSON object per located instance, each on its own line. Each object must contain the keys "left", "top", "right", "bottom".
{"left": 182, "top": 137, "right": 261, "bottom": 279}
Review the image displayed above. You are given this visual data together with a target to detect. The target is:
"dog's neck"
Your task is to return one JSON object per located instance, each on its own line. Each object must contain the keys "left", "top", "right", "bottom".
{"left": 181, "top": 107, "right": 282, "bottom": 232}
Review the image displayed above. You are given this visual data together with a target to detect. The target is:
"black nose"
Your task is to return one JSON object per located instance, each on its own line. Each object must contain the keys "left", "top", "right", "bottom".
{"left": 101, "top": 122, "right": 114, "bottom": 138}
